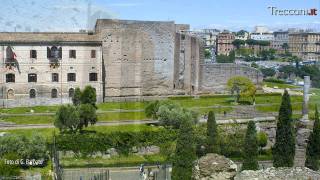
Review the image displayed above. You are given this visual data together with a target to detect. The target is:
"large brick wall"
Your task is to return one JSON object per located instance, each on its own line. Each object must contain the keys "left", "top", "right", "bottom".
{"left": 199, "top": 63, "right": 263, "bottom": 93}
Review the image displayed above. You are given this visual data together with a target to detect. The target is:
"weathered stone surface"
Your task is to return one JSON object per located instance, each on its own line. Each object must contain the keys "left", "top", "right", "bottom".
{"left": 200, "top": 63, "right": 263, "bottom": 93}
{"left": 234, "top": 167, "right": 320, "bottom": 180}
{"left": 192, "top": 153, "right": 237, "bottom": 180}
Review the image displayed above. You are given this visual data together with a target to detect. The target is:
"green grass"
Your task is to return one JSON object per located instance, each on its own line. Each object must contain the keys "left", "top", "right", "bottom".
{"left": 60, "top": 154, "right": 167, "bottom": 168}
{"left": 0, "top": 115, "right": 54, "bottom": 124}
{"left": 263, "top": 81, "right": 300, "bottom": 89}
{"left": 98, "top": 111, "right": 147, "bottom": 121}
{"left": 0, "top": 105, "right": 59, "bottom": 114}
{"left": 98, "top": 101, "right": 147, "bottom": 111}
{"left": 0, "top": 124, "right": 159, "bottom": 139}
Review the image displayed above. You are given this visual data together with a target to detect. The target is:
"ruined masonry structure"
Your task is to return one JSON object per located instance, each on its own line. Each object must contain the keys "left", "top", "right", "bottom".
{"left": 0, "top": 19, "right": 263, "bottom": 107}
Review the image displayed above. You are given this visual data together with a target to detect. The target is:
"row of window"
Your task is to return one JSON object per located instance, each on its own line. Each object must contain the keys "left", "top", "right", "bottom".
{"left": 5, "top": 73, "right": 98, "bottom": 83}
{"left": 29, "top": 48, "right": 96, "bottom": 59}
{"left": 7, "top": 88, "right": 76, "bottom": 99}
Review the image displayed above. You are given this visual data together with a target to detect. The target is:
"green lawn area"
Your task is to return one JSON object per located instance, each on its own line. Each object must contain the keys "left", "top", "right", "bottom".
{"left": 0, "top": 124, "right": 160, "bottom": 139}
{"left": 0, "top": 105, "right": 59, "bottom": 114}
{"left": 60, "top": 154, "right": 167, "bottom": 168}
{"left": 262, "top": 81, "right": 300, "bottom": 89}
{"left": 0, "top": 115, "right": 54, "bottom": 124}
{"left": 98, "top": 111, "right": 147, "bottom": 121}
{"left": 0, "top": 92, "right": 315, "bottom": 125}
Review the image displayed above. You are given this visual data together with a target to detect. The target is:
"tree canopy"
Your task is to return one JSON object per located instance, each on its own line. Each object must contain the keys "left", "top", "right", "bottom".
{"left": 226, "top": 76, "right": 256, "bottom": 103}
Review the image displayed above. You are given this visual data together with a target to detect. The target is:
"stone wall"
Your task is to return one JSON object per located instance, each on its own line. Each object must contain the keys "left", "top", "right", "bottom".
{"left": 96, "top": 19, "right": 177, "bottom": 97}
{"left": 199, "top": 63, "right": 263, "bottom": 93}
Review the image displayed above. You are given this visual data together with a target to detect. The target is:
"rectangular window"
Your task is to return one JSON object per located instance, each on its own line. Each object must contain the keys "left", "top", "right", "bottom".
{"left": 67, "top": 73, "right": 76, "bottom": 82}
{"left": 69, "top": 50, "right": 76, "bottom": 58}
{"left": 52, "top": 73, "right": 59, "bottom": 82}
{"left": 89, "top": 73, "right": 98, "bottom": 81}
{"left": 6, "top": 74, "right": 15, "bottom": 83}
{"left": 28, "top": 73, "right": 37, "bottom": 82}
{"left": 91, "top": 50, "right": 96, "bottom": 58}
{"left": 30, "top": 50, "right": 37, "bottom": 59}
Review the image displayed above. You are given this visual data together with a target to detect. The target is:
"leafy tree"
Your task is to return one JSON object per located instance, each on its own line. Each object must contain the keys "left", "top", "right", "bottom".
{"left": 80, "top": 86, "right": 97, "bottom": 108}
{"left": 145, "top": 100, "right": 198, "bottom": 129}
{"left": 257, "top": 131, "right": 268, "bottom": 153}
{"left": 0, "top": 153, "right": 20, "bottom": 176}
{"left": 242, "top": 121, "right": 259, "bottom": 170}
{"left": 246, "top": 39, "right": 257, "bottom": 46}
{"left": 236, "top": 30, "right": 248, "bottom": 36}
{"left": 172, "top": 119, "right": 196, "bottom": 180}
{"left": 78, "top": 104, "right": 98, "bottom": 130}
{"left": 204, "top": 49, "right": 212, "bottom": 59}
{"left": 282, "top": 43, "right": 289, "bottom": 52}
{"left": 297, "top": 65, "right": 320, "bottom": 88}
{"left": 216, "top": 50, "right": 235, "bottom": 63}
{"left": 251, "top": 62, "right": 259, "bottom": 69}
{"left": 0, "top": 134, "right": 47, "bottom": 166}
{"left": 54, "top": 105, "right": 80, "bottom": 132}
{"left": 72, "top": 87, "right": 82, "bottom": 106}
{"left": 305, "top": 105, "right": 320, "bottom": 170}
{"left": 226, "top": 76, "right": 256, "bottom": 103}
{"left": 260, "top": 68, "right": 276, "bottom": 78}
{"left": 278, "top": 65, "right": 296, "bottom": 79}
{"left": 273, "top": 90, "right": 295, "bottom": 167}
{"left": 232, "top": 39, "right": 245, "bottom": 49}
{"left": 207, "top": 111, "right": 219, "bottom": 153}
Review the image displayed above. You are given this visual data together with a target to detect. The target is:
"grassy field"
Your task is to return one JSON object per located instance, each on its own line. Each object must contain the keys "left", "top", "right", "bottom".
{"left": 0, "top": 90, "right": 318, "bottom": 125}
{"left": 262, "top": 82, "right": 300, "bottom": 89}
{"left": 0, "top": 124, "right": 160, "bottom": 139}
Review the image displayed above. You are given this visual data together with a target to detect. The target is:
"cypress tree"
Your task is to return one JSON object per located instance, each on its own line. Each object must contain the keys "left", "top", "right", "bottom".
{"left": 72, "top": 87, "right": 82, "bottom": 106}
{"left": 207, "top": 111, "right": 219, "bottom": 153}
{"left": 242, "top": 121, "right": 259, "bottom": 170}
{"left": 172, "top": 119, "right": 196, "bottom": 180}
{"left": 305, "top": 105, "right": 320, "bottom": 170}
{"left": 273, "top": 90, "right": 295, "bottom": 167}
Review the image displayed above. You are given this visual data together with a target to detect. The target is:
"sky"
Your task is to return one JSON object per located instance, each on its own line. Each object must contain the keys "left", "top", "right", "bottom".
{"left": 1, "top": 0, "right": 320, "bottom": 32}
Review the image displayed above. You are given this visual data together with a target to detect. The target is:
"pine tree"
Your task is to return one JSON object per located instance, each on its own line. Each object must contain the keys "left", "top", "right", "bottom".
{"left": 207, "top": 111, "right": 219, "bottom": 153}
{"left": 172, "top": 119, "right": 196, "bottom": 180}
{"left": 305, "top": 105, "right": 320, "bottom": 170}
{"left": 242, "top": 121, "right": 259, "bottom": 170}
{"left": 273, "top": 90, "right": 295, "bottom": 167}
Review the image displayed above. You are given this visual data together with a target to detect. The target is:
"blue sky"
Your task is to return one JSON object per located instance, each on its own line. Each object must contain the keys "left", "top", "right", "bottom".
{"left": 1, "top": 0, "right": 320, "bottom": 32}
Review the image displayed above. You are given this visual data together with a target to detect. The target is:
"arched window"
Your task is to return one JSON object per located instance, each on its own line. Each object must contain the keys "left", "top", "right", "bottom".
{"left": 51, "top": 89, "right": 58, "bottom": 98}
{"left": 29, "top": 89, "right": 36, "bottom": 98}
{"left": 69, "top": 88, "right": 75, "bottom": 98}
{"left": 6, "top": 74, "right": 15, "bottom": 83}
{"left": 7, "top": 89, "right": 14, "bottom": 99}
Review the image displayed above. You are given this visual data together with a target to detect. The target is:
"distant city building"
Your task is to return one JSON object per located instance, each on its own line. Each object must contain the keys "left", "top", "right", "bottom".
{"left": 235, "top": 32, "right": 249, "bottom": 41}
{"left": 272, "top": 31, "right": 289, "bottom": 51}
{"left": 216, "top": 31, "right": 235, "bottom": 55}
{"left": 188, "top": 29, "right": 220, "bottom": 48}
{"left": 250, "top": 26, "right": 274, "bottom": 41}
{"left": 289, "top": 32, "right": 320, "bottom": 61}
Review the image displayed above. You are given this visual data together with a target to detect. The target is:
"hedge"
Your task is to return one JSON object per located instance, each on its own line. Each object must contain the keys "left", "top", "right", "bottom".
{"left": 54, "top": 129, "right": 177, "bottom": 156}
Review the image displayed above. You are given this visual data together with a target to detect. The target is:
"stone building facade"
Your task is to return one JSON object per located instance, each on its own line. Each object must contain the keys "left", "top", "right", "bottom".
{"left": 272, "top": 31, "right": 288, "bottom": 52}
{"left": 0, "top": 19, "right": 262, "bottom": 107}
{"left": 216, "top": 32, "right": 235, "bottom": 55}
{"left": 289, "top": 32, "right": 320, "bottom": 61}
